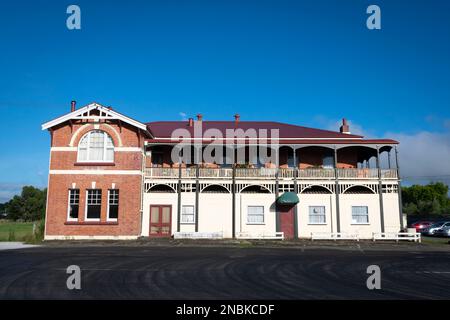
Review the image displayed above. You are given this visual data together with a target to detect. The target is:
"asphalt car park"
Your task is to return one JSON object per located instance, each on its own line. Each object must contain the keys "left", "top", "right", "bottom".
{"left": 0, "top": 242, "right": 450, "bottom": 299}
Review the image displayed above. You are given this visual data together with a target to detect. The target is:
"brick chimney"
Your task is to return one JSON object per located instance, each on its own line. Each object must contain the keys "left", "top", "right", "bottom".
{"left": 340, "top": 118, "right": 351, "bottom": 134}
{"left": 197, "top": 114, "right": 203, "bottom": 122}
{"left": 234, "top": 114, "right": 240, "bottom": 125}
{"left": 188, "top": 118, "right": 194, "bottom": 127}
{"left": 71, "top": 100, "right": 76, "bottom": 112}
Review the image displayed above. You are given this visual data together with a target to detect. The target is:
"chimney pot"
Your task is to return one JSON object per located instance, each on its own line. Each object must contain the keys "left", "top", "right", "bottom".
{"left": 234, "top": 114, "right": 240, "bottom": 124}
{"left": 196, "top": 114, "right": 203, "bottom": 121}
{"left": 71, "top": 100, "right": 76, "bottom": 112}
{"left": 188, "top": 118, "right": 194, "bottom": 127}
{"left": 340, "top": 118, "right": 351, "bottom": 134}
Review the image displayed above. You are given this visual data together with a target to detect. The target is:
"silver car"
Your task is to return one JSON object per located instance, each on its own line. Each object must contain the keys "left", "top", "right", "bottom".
{"left": 434, "top": 226, "right": 450, "bottom": 238}
{"left": 422, "top": 221, "right": 450, "bottom": 236}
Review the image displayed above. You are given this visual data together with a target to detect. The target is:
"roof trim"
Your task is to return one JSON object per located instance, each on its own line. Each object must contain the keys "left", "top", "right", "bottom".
{"left": 41, "top": 102, "right": 147, "bottom": 131}
{"left": 144, "top": 138, "right": 399, "bottom": 145}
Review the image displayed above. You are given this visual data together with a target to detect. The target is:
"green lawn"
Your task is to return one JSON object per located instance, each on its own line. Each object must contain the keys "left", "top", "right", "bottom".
{"left": 0, "top": 221, "right": 34, "bottom": 241}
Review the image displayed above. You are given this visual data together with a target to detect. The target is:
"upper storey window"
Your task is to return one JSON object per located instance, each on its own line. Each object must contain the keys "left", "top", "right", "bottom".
{"left": 78, "top": 130, "right": 114, "bottom": 162}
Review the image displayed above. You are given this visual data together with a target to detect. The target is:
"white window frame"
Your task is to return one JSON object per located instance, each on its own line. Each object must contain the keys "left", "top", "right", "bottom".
{"left": 85, "top": 189, "right": 102, "bottom": 221}
{"left": 67, "top": 189, "right": 80, "bottom": 222}
{"left": 308, "top": 206, "right": 326, "bottom": 225}
{"left": 181, "top": 205, "right": 195, "bottom": 224}
{"left": 351, "top": 206, "right": 369, "bottom": 224}
{"left": 107, "top": 189, "right": 119, "bottom": 222}
{"left": 77, "top": 130, "right": 114, "bottom": 163}
{"left": 247, "top": 206, "right": 265, "bottom": 225}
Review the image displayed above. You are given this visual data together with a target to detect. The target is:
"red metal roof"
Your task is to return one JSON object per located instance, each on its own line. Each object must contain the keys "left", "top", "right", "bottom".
{"left": 146, "top": 121, "right": 363, "bottom": 139}
{"left": 145, "top": 120, "right": 398, "bottom": 145}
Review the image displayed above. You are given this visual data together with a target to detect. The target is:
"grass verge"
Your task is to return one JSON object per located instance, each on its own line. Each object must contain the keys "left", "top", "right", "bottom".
{"left": 0, "top": 220, "right": 44, "bottom": 243}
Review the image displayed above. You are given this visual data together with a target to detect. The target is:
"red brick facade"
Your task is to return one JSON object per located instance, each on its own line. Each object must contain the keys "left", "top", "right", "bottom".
{"left": 45, "top": 119, "right": 146, "bottom": 239}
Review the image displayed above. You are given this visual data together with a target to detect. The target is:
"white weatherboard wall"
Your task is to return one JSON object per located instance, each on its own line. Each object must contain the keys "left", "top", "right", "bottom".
{"left": 297, "top": 194, "right": 336, "bottom": 238}
{"left": 339, "top": 193, "right": 381, "bottom": 238}
{"left": 198, "top": 193, "right": 233, "bottom": 238}
{"left": 382, "top": 193, "right": 401, "bottom": 233}
{"left": 142, "top": 192, "right": 178, "bottom": 237}
{"left": 142, "top": 191, "right": 401, "bottom": 239}
{"left": 237, "top": 193, "right": 276, "bottom": 236}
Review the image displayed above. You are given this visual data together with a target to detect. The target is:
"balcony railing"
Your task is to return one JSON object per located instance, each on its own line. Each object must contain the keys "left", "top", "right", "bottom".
{"left": 144, "top": 167, "right": 398, "bottom": 180}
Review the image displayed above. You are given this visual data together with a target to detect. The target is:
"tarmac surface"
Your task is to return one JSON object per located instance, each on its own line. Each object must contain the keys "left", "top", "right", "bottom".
{"left": 0, "top": 240, "right": 449, "bottom": 299}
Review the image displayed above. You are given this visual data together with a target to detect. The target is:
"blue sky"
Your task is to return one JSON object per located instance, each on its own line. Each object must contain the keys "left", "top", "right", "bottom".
{"left": 1, "top": 0, "right": 450, "bottom": 202}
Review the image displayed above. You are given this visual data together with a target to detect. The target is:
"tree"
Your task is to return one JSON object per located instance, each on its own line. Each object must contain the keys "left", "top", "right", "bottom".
{"left": 5, "top": 186, "right": 47, "bottom": 221}
{"left": 402, "top": 182, "right": 450, "bottom": 215}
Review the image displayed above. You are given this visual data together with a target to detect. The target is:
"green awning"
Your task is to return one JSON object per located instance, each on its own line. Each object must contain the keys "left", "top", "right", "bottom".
{"left": 276, "top": 192, "right": 299, "bottom": 205}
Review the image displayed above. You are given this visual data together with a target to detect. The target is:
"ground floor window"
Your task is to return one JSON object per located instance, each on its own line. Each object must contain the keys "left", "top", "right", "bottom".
{"left": 181, "top": 205, "right": 195, "bottom": 224}
{"left": 86, "top": 189, "right": 102, "bottom": 220}
{"left": 247, "top": 206, "right": 264, "bottom": 224}
{"left": 308, "top": 206, "right": 326, "bottom": 224}
{"left": 351, "top": 206, "right": 369, "bottom": 224}
{"left": 68, "top": 189, "right": 80, "bottom": 221}
{"left": 108, "top": 189, "right": 119, "bottom": 220}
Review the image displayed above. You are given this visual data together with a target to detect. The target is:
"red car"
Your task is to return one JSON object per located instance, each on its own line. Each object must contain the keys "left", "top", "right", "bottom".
{"left": 409, "top": 221, "right": 433, "bottom": 232}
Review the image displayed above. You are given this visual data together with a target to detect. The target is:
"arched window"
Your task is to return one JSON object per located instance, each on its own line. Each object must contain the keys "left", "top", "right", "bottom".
{"left": 78, "top": 130, "right": 114, "bottom": 162}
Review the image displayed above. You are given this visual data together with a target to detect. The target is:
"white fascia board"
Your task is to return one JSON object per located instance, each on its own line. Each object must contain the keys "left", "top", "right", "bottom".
{"left": 41, "top": 103, "right": 147, "bottom": 131}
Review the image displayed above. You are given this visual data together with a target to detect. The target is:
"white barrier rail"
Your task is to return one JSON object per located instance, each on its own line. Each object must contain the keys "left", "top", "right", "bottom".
{"left": 236, "top": 232, "right": 284, "bottom": 240}
{"left": 173, "top": 232, "right": 223, "bottom": 239}
{"left": 311, "top": 232, "right": 360, "bottom": 241}
{"left": 373, "top": 232, "right": 421, "bottom": 242}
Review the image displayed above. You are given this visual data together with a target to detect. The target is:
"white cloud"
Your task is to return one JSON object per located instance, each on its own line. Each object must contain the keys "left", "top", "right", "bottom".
{"left": 0, "top": 183, "right": 23, "bottom": 203}
{"left": 385, "top": 130, "right": 450, "bottom": 184}
{"left": 313, "top": 116, "right": 373, "bottom": 136}
{"left": 313, "top": 116, "right": 450, "bottom": 186}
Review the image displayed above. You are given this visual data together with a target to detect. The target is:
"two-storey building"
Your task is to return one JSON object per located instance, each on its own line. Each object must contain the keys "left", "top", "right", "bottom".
{"left": 42, "top": 102, "right": 403, "bottom": 240}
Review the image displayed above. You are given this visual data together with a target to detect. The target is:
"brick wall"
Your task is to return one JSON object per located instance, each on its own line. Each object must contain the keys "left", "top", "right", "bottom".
{"left": 45, "top": 120, "right": 145, "bottom": 238}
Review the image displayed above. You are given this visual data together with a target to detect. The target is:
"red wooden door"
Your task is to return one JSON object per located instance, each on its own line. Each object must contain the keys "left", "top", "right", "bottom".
{"left": 278, "top": 205, "right": 295, "bottom": 239}
{"left": 149, "top": 205, "right": 172, "bottom": 237}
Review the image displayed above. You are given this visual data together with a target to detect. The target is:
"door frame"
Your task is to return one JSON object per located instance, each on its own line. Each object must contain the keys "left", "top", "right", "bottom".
{"left": 149, "top": 204, "right": 172, "bottom": 238}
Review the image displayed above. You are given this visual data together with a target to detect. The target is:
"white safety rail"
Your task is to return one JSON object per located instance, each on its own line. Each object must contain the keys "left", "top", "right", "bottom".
{"left": 173, "top": 232, "right": 223, "bottom": 239}
{"left": 311, "top": 232, "right": 360, "bottom": 241}
{"left": 144, "top": 167, "right": 399, "bottom": 180}
{"left": 236, "top": 231, "right": 284, "bottom": 240}
{"left": 373, "top": 232, "right": 421, "bottom": 242}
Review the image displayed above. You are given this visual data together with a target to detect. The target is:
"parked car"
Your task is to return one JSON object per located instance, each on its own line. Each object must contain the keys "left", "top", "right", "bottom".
{"left": 422, "top": 221, "right": 450, "bottom": 236}
{"left": 409, "top": 221, "right": 434, "bottom": 232}
{"left": 434, "top": 226, "right": 450, "bottom": 238}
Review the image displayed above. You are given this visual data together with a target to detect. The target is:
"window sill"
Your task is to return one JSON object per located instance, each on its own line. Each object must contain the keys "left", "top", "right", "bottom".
{"left": 246, "top": 223, "right": 265, "bottom": 225}
{"left": 74, "top": 162, "right": 115, "bottom": 166}
{"left": 351, "top": 223, "right": 370, "bottom": 225}
{"left": 180, "top": 222, "right": 195, "bottom": 225}
{"left": 308, "top": 223, "right": 327, "bottom": 225}
{"left": 65, "top": 221, "right": 118, "bottom": 225}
